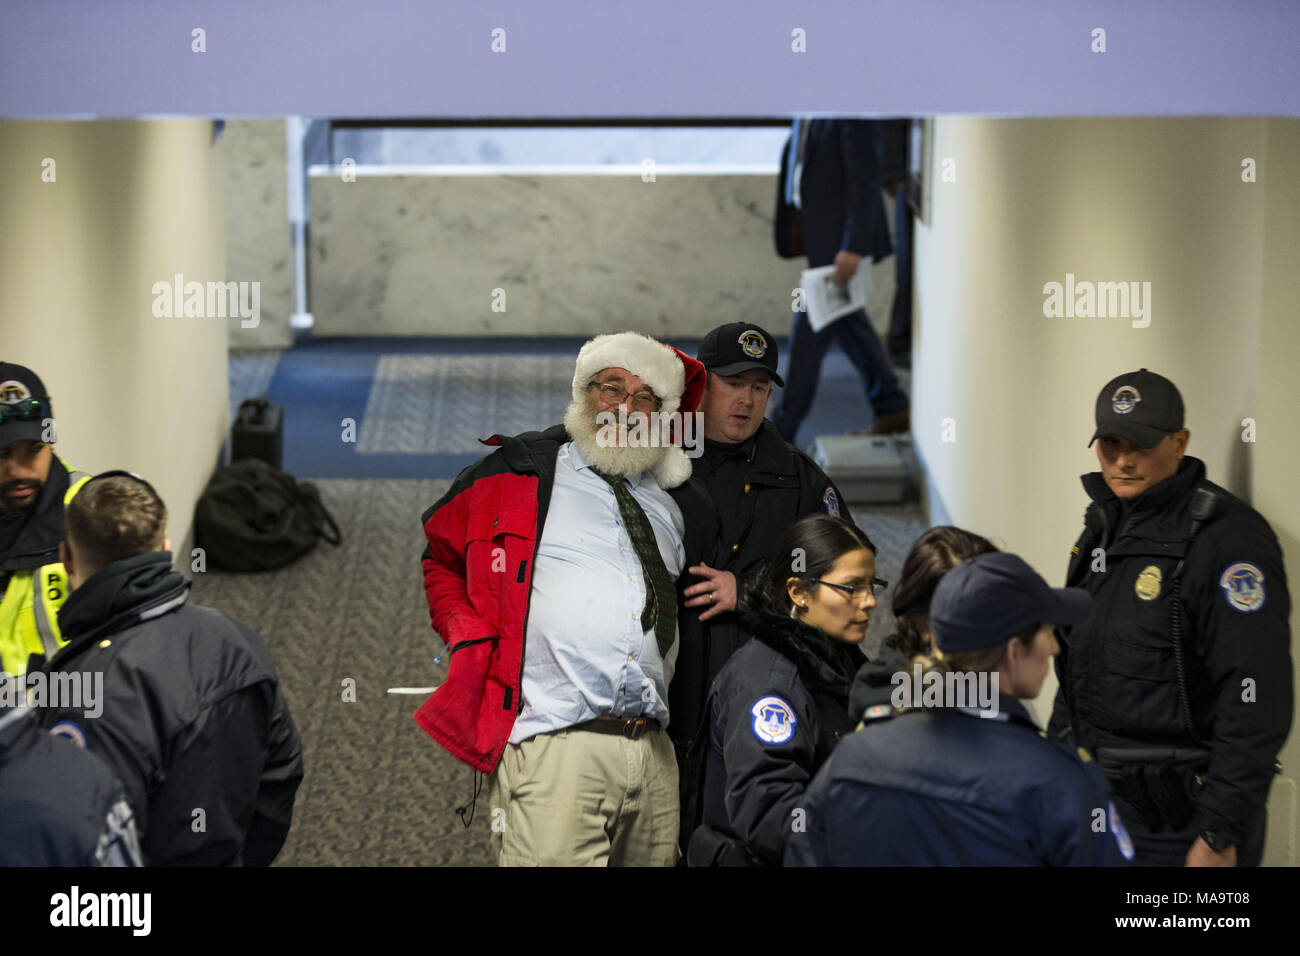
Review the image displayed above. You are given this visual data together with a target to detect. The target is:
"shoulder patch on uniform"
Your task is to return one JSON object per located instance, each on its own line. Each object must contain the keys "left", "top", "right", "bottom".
{"left": 1219, "top": 562, "right": 1265, "bottom": 613}
{"left": 821, "top": 487, "right": 841, "bottom": 517}
{"left": 49, "top": 720, "right": 86, "bottom": 749}
{"left": 751, "top": 695, "right": 798, "bottom": 745}
{"left": 1108, "top": 800, "right": 1135, "bottom": 861}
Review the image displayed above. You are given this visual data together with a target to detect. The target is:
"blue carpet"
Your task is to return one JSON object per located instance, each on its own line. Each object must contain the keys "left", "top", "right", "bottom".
{"left": 255, "top": 336, "right": 895, "bottom": 479}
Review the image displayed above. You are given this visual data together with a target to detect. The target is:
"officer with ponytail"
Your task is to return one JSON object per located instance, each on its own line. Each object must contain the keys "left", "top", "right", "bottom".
{"left": 787, "top": 551, "right": 1132, "bottom": 866}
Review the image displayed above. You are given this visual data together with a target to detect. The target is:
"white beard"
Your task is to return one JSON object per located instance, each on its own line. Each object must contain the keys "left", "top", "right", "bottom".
{"left": 564, "top": 398, "right": 668, "bottom": 480}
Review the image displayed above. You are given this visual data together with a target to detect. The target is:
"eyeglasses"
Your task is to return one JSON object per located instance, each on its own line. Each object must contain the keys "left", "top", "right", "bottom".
{"left": 588, "top": 381, "right": 661, "bottom": 412}
{"left": 813, "top": 578, "right": 889, "bottom": 602}
{"left": 0, "top": 397, "right": 51, "bottom": 425}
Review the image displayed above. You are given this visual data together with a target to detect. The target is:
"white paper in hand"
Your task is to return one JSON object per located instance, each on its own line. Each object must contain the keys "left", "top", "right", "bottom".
{"left": 801, "top": 264, "right": 874, "bottom": 332}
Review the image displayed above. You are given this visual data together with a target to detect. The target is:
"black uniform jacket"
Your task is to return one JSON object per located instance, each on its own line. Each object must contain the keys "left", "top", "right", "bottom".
{"left": 0, "top": 706, "right": 141, "bottom": 865}
{"left": 1048, "top": 456, "right": 1293, "bottom": 844}
{"left": 699, "top": 612, "right": 859, "bottom": 865}
{"left": 847, "top": 633, "right": 913, "bottom": 724}
{"left": 786, "top": 694, "right": 1129, "bottom": 867}
{"left": 36, "top": 551, "right": 304, "bottom": 866}
{"left": 672, "top": 419, "right": 851, "bottom": 766}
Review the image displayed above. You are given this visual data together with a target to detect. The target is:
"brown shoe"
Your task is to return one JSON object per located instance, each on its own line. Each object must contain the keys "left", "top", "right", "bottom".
{"left": 866, "top": 408, "right": 910, "bottom": 435}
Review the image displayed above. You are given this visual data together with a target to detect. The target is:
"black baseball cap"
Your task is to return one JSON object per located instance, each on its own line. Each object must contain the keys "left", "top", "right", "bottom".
{"left": 1089, "top": 369, "right": 1184, "bottom": 449}
{"left": 0, "top": 362, "right": 54, "bottom": 447}
{"left": 696, "top": 323, "right": 784, "bottom": 387}
{"left": 930, "top": 552, "right": 1092, "bottom": 653}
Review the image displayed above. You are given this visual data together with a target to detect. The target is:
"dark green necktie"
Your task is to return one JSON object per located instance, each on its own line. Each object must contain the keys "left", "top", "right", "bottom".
{"left": 593, "top": 469, "right": 677, "bottom": 660}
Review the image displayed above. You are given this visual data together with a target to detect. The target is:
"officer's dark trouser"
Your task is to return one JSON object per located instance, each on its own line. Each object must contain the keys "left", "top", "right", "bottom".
{"left": 1112, "top": 795, "right": 1267, "bottom": 867}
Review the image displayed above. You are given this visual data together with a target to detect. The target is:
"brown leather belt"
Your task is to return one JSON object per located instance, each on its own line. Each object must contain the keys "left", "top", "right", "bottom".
{"left": 574, "top": 716, "right": 661, "bottom": 740}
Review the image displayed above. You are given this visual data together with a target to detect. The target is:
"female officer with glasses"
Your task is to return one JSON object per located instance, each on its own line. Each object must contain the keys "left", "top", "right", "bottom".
{"left": 686, "top": 513, "right": 881, "bottom": 866}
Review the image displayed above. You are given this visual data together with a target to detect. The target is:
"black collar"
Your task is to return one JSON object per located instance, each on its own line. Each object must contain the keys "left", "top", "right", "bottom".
{"left": 746, "top": 611, "right": 860, "bottom": 695}
{"left": 46, "top": 552, "right": 188, "bottom": 669}
{"left": 1080, "top": 456, "right": 1205, "bottom": 517}
{"left": 702, "top": 435, "right": 757, "bottom": 461}
{"left": 749, "top": 420, "right": 800, "bottom": 479}
{"left": 482, "top": 424, "right": 571, "bottom": 474}
{"left": 0, "top": 457, "right": 73, "bottom": 572}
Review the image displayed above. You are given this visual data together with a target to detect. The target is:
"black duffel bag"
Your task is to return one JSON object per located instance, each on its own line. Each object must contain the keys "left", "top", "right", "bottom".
{"left": 194, "top": 458, "right": 341, "bottom": 571}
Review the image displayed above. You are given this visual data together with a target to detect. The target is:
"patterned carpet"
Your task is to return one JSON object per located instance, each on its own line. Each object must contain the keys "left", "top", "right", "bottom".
{"left": 357, "top": 354, "right": 576, "bottom": 453}
{"left": 189, "top": 478, "right": 497, "bottom": 866}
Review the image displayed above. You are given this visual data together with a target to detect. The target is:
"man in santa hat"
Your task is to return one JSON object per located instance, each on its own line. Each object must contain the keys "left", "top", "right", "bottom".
{"left": 415, "top": 331, "right": 717, "bottom": 866}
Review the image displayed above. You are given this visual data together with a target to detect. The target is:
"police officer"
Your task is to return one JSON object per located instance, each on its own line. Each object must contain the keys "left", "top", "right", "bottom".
{"left": 0, "top": 363, "right": 91, "bottom": 675}
{"left": 36, "top": 471, "right": 303, "bottom": 866}
{"left": 1048, "top": 370, "right": 1293, "bottom": 867}
{"left": 847, "top": 526, "right": 998, "bottom": 725}
{"left": 787, "top": 552, "right": 1132, "bottom": 866}
{"left": 0, "top": 695, "right": 143, "bottom": 866}
{"left": 688, "top": 514, "right": 878, "bottom": 865}
{"left": 673, "top": 323, "right": 853, "bottom": 751}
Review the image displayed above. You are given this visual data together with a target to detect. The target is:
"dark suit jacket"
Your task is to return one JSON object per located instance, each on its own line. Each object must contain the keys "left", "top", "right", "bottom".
{"left": 774, "top": 119, "right": 893, "bottom": 268}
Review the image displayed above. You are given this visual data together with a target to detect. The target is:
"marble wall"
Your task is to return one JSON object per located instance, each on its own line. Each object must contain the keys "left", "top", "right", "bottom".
{"left": 223, "top": 120, "right": 294, "bottom": 348}
{"left": 308, "top": 166, "right": 897, "bottom": 339}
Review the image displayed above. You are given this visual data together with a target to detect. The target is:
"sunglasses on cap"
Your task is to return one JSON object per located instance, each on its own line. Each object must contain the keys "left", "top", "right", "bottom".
{"left": 0, "top": 397, "right": 51, "bottom": 425}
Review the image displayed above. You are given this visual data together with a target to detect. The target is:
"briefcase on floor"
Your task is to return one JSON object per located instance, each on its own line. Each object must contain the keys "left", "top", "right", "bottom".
{"left": 232, "top": 396, "right": 283, "bottom": 470}
{"left": 807, "top": 434, "right": 910, "bottom": 504}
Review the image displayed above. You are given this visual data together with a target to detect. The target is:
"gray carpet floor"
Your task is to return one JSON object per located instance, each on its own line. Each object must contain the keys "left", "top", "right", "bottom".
{"left": 189, "top": 478, "right": 497, "bottom": 866}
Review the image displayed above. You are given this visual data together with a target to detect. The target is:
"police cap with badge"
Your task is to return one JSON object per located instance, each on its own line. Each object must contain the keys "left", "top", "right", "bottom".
{"left": 1088, "top": 368, "right": 1183, "bottom": 449}
{"left": 696, "top": 322, "right": 784, "bottom": 387}
{"left": 0, "top": 362, "right": 54, "bottom": 448}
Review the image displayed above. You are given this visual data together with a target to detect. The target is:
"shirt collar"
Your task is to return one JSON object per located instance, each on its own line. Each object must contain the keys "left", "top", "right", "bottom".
{"left": 564, "top": 441, "right": 646, "bottom": 490}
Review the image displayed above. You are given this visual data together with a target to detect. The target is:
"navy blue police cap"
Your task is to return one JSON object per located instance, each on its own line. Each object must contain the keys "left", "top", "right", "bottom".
{"left": 1089, "top": 368, "right": 1184, "bottom": 449}
{"left": 930, "top": 552, "right": 1093, "bottom": 653}
{"left": 697, "top": 322, "right": 784, "bottom": 387}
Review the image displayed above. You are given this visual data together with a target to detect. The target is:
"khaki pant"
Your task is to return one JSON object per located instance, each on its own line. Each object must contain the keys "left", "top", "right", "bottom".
{"left": 487, "top": 726, "right": 679, "bottom": 866}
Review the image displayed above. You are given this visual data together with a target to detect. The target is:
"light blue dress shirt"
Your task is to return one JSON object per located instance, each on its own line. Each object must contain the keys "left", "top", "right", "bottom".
{"left": 509, "top": 442, "right": 687, "bottom": 744}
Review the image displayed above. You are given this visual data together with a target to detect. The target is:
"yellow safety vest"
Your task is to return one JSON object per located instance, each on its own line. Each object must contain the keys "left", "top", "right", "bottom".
{"left": 0, "top": 466, "right": 92, "bottom": 675}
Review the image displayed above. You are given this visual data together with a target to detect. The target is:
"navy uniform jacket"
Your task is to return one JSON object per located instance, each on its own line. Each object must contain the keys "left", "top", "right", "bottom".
{"left": 785, "top": 695, "right": 1132, "bottom": 866}
{"left": 674, "top": 419, "right": 853, "bottom": 750}
{"left": 1048, "top": 456, "right": 1293, "bottom": 846}
{"left": 37, "top": 551, "right": 303, "bottom": 866}
{"left": 699, "top": 613, "right": 859, "bottom": 865}
{"left": 0, "top": 707, "right": 142, "bottom": 866}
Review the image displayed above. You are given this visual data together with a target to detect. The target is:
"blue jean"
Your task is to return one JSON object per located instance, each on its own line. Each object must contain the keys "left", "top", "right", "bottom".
{"left": 770, "top": 309, "right": 909, "bottom": 444}
{"left": 888, "top": 188, "right": 913, "bottom": 356}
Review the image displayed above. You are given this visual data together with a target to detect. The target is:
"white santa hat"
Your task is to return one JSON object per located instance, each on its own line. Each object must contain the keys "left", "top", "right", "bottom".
{"left": 570, "top": 331, "right": 707, "bottom": 489}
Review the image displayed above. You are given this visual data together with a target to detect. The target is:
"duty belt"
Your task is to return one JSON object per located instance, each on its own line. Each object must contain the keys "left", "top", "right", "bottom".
{"left": 1096, "top": 746, "right": 1209, "bottom": 832}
